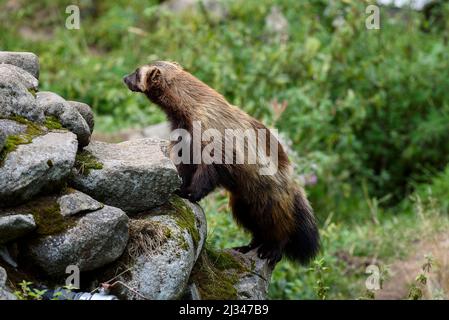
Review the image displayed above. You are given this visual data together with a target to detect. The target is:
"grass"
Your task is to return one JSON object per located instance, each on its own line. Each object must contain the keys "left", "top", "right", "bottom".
{"left": 126, "top": 219, "right": 171, "bottom": 259}
{"left": 200, "top": 187, "right": 449, "bottom": 300}
{"left": 73, "top": 150, "right": 103, "bottom": 176}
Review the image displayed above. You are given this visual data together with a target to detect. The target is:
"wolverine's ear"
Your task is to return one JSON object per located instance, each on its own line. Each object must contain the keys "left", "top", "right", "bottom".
{"left": 139, "top": 65, "right": 162, "bottom": 91}
{"left": 148, "top": 66, "right": 161, "bottom": 83}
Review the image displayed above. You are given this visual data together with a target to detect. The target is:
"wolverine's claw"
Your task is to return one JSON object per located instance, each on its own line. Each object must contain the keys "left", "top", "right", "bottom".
{"left": 257, "top": 244, "right": 283, "bottom": 267}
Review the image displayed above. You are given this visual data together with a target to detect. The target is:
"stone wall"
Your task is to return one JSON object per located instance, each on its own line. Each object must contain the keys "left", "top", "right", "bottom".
{"left": 0, "top": 51, "right": 271, "bottom": 300}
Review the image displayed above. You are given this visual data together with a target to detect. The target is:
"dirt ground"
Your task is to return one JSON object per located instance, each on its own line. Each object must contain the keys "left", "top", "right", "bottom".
{"left": 375, "top": 233, "right": 449, "bottom": 300}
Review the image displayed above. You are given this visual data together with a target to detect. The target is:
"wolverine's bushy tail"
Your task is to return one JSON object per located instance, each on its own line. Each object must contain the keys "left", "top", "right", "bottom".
{"left": 284, "top": 190, "right": 320, "bottom": 265}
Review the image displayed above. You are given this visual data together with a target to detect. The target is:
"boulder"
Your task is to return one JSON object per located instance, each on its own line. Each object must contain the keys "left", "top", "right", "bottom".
{"left": 70, "top": 138, "right": 181, "bottom": 214}
{"left": 110, "top": 196, "right": 206, "bottom": 300}
{"left": 141, "top": 122, "right": 171, "bottom": 140}
{"left": 0, "top": 214, "right": 36, "bottom": 244}
{"left": 67, "top": 101, "right": 95, "bottom": 133}
{"left": 57, "top": 189, "right": 103, "bottom": 217}
{"left": 0, "top": 65, "right": 44, "bottom": 123}
{"left": 0, "top": 131, "right": 4, "bottom": 150}
{"left": 0, "top": 131, "right": 78, "bottom": 207}
{"left": 0, "top": 64, "right": 38, "bottom": 90}
{"left": 22, "top": 205, "right": 129, "bottom": 276}
{"left": 0, "top": 267, "right": 17, "bottom": 300}
{"left": 233, "top": 249, "right": 273, "bottom": 299}
{"left": 0, "top": 119, "right": 27, "bottom": 145}
{"left": 0, "top": 51, "right": 39, "bottom": 79}
{"left": 36, "top": 92, "right": 91, "bottom": 148}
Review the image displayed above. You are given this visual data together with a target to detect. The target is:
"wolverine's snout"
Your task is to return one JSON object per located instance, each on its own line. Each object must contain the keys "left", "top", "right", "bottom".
{"left": 123, "top": 73, "right": 140, "bottom": 92}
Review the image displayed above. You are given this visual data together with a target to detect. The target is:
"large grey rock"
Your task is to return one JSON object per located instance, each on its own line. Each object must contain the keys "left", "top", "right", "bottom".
{"left": 0, "top": 119, "right": 27, "bottom": 151}
{"left": 71, "top": 138, "right": 181, "bottom": 214}
{"left": 0, "top": 131, "right": 4, "bottom": 150}
{"left": 57, "top": 190, "right": 103, "bottom": 217}
{"left": 142, "top": 122, "right": 171, "bottom": 140}
{"left": 113, "top": 197, "right": 206, "bottom": 300}
{"left": 0, "top": 64, "right": 38, "bottom": 90}
{"left": 0, "top": 119, "right": 27, "bottom": 136}
{"left": 0, "top": 65, "right": 44, "bottom": 123}
{"left": 36, "top": 92, "right": 91, "bottom": 148}
{"left": 232, "top": 249, "right": 273, "bottom": 300}
{"left": 0, "top": 214, "right": 36, "bottom": 244}
{"left": 0, "top": 51, "right": 39, "bottom": 79}
{"left": 0, "top": 131, "right": 78, "bottom": 207}
{"left": 23, "top": 205, "right": 129, "bottom": 276}
{"left": 0, "top": 267, "right": 17, "bottom": 300}
{"left": 67, "top": 101, "right": 94, "bottom": 133}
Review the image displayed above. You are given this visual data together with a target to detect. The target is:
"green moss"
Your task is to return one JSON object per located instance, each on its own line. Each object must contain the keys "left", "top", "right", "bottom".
{"left": 178, "top": 235, "right": 189, "bottom": 251}
{"left": 74, "top": 150, "right": 103, "bottom": 176}
{"left": 189, "top": 247, "right": 248, "bottom": 300}
{"left": 206, "top": 248, "right": 247, "bottom": 272}
{"left": 0, "top": 116, "right": 45, "bottom": 165}
{"left": 168, "top": 196, "right": 200, "bottom": 249}
{"left": 30, "top": 200, "right": 75, "bottom": 236}
{"left": 27, "top": 88, "right": 37, "bottom": 97}
{"left": 44, "top": 116, "right": 63, "bottom": 130}
{"left": 163, "top": 226, "right": 172, "bottom": 239}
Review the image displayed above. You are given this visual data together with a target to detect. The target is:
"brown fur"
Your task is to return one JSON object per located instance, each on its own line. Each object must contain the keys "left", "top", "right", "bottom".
{"left": 124, "top": 61, "right": 319, "bottom": 266}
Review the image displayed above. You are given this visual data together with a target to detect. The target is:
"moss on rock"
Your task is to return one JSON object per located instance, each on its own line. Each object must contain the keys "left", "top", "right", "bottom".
{"left": 0, "top": 116, "right": 65, "bottom": 165}
{"left": 28, "top": 198, "right": 76, "bottom": 236}
{"left": 2, "top": 196, "right": 76, "bottom": 236}
{"left": 168, "top": 196, "right": 200, "bottom": 249}
{"left": 189, "top": 247, "right": 248, "bottom": 300}
{"left": 0, "top": 120, "right": 41, "bottom": 164}
{"left": 44, "top": 116, "right": 63, "bottom": 130}
{"left": 27, "top": 88, "right": 37, "bottom": 97}
{"left": 74, "top": 150, "right": 103, "bottom": 176}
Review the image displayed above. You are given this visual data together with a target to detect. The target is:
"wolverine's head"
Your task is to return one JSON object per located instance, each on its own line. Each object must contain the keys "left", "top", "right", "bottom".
{"left": 123, "top": 61, "right": 183, "bottom": 95}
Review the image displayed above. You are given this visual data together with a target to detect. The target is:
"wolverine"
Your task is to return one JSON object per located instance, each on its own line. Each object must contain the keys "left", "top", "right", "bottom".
{"left": 123, "top": 61, "right": 319, "bottom": 266}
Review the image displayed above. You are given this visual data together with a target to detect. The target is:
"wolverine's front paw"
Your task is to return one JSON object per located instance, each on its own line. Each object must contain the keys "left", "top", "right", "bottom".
{"left": 233, "top": 239, "right": 260, "bottom": 253}
{"left": 233, "top": 244, "right": 253, "bottom": 254}
{"left": 257, "top": 243, "right": 283, "bottom": 267}
{"left": 175, "top": 189, "right": 190, "bottom": 199}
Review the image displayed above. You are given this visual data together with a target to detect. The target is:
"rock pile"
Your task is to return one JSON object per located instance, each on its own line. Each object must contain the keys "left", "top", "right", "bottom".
{"left": 0, "top": 51, "right": 271, "bottom": 300}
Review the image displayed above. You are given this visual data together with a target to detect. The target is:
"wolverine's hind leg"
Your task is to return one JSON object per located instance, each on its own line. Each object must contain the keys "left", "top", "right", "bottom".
{"left": 255, "top": 204, "right": 293, "bottom": 267}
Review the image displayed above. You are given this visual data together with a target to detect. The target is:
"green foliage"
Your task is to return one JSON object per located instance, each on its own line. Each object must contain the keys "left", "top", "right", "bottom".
{"left": 307, "top": 258, "right": 330, "bottom": 300}
{"left": 407, "top": 255, "right": 433, "bottom": 300}
{"left": 1, "top": 0, "right": 448, "bottom": 205}
{"left": 14, "top": 281, "right": 47, "bottom": 300}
